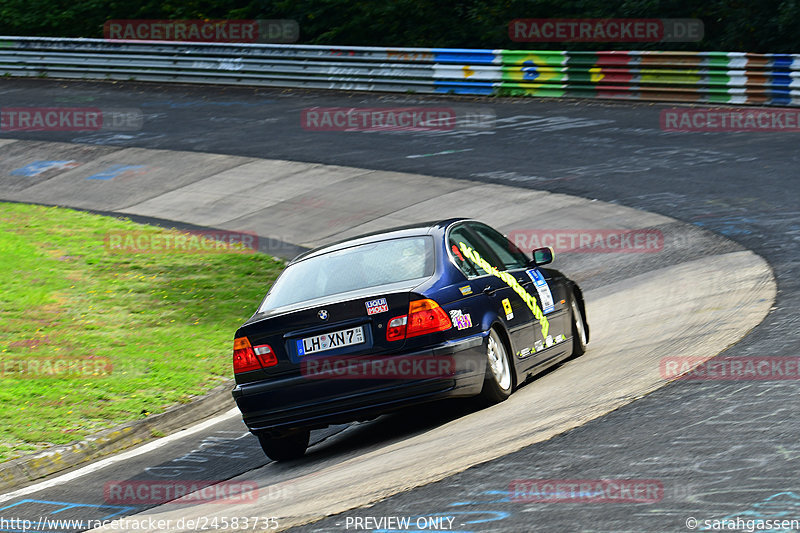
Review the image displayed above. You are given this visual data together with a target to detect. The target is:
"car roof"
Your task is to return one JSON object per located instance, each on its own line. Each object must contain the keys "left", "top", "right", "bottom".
{"left": 290, "top": 217, "right": 468, "bottom": 264}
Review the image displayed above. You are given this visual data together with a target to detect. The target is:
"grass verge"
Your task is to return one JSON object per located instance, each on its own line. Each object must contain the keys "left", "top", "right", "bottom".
{"left": 0, "top": 202, "right": 285, "bottom": 462}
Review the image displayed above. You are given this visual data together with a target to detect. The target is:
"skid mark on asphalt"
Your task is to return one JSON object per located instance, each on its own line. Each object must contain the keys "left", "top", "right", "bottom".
{"left": 406, "top": 149, "right": 473, "bottom": 159}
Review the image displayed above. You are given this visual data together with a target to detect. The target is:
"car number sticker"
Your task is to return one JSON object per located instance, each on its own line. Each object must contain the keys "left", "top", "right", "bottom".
{"left": 365, "top": 298, "right": 388, "bottom": 315}
{"left": 501, "top": 298, "right": 514, "bottom": 320}
{"left": 526, "top": 268, "right": 555, "bottom": 314}
{"left": 449, "top": 309, "right": 473, "bottom": 330}
{"left": 459, "top": 285, "right": 473, "bottom": 296}
{"left": 297, "top": 326, "right": 365, "bottom": 356}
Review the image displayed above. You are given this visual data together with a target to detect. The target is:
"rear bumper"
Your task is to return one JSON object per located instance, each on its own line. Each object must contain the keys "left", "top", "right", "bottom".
{"left": 232, "top": 332, "right": 488, "bottom": 435}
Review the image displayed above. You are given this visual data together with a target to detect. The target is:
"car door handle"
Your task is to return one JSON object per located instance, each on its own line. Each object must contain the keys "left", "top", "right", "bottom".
{"left": 483, "top": 285, "right": 497, "bottom": 295}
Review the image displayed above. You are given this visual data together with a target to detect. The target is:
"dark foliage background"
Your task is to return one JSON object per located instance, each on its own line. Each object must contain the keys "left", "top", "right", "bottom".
{"left": 0, "top": 0, "right": 797, "bottom": 52}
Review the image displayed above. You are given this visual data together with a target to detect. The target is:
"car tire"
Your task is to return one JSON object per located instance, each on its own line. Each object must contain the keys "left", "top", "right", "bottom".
{"left": 570, "top": 291, "right": 588, "bottom": 357}
{"left": 257, "top": 429, "right": 310, "bottom": 461}
{"left": 480, "top": 328, "right": 514, "bottom": 404}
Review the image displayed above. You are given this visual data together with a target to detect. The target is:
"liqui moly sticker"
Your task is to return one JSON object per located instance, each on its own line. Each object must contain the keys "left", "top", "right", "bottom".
{"left": 365, "top": 298, "right": 389, "bottom": 315}
{"left": 526, "top": 268, "right": 555, "bottom": 314}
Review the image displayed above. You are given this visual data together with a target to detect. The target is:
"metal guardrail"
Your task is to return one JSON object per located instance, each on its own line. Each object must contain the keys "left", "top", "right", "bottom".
{"left": 1, "top": 36, "right": 798, "bottom": 106}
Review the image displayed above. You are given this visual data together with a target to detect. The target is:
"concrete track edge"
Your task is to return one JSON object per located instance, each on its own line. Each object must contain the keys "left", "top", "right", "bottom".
{"left": 0, "top": 139, "right": 776, "bottom": 530}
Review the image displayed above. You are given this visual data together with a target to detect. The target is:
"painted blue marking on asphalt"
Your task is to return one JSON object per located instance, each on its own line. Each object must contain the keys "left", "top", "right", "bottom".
{"left": 700, "top": 491, "right": 800, "bottom": 531}
{"left": 0, "top": 498, "right": 135, "bottom": 519}
{"left": 86, "top": 164, "right": 146, "bottom": 180}
{"left": 9, "top": 161, "right": 79, "bottom": 177}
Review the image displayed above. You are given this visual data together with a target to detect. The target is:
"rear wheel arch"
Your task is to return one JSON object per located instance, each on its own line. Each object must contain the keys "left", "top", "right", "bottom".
{"left": 570, "top": 283, "right": 589, "bottom": 344}
{"left": 489, "top": 321, "right": 517, "bottom": 388}
{"left": 477, "top": 324, "right": 516, "bottom": 404}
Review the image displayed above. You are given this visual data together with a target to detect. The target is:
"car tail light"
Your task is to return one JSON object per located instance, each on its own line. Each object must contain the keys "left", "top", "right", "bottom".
{"left": 407, "top": 299, "right": 452, "bottom": 337}
{"left": 386, "top": 315, "right": 408, "bottom": 342}
{"left": 386, "top": 299, "right": 452, "bottom": 341}
{"left": 253, "top": 344, "right": 277, "bottom": 367}
{"left": 233, "top": 337, "right": 277, "bottom": 374}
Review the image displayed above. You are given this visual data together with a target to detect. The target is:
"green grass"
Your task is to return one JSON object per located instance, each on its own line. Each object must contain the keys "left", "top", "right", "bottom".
{"left": 0, "top": 202, "right": 285, "bottom": 462}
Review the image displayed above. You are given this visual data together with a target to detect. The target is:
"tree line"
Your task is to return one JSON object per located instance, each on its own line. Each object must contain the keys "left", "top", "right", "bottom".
{"left": 0, "top": 0, "right": 796, "bottom": 53}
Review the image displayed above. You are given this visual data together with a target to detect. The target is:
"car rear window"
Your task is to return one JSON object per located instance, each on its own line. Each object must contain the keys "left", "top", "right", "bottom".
{"left": 260, "top": 236, "right": 435, "bottom": 310}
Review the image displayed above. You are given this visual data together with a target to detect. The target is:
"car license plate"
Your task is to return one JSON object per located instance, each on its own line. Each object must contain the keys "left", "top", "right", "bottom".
{"left": 297, "top": 326, "right": 365, "bottom": 356}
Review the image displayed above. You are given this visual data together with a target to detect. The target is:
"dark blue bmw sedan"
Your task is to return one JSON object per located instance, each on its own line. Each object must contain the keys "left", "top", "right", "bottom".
{"left": 231, "top": 218, "right": 589, "bottom": 460}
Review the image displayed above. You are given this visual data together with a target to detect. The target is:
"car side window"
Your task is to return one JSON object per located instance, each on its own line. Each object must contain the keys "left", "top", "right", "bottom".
{"left": 448, "top": 225, "right": 492, "bottom": 277}
{"left": 469, "top": 223, "right": 529, "bottom": 270}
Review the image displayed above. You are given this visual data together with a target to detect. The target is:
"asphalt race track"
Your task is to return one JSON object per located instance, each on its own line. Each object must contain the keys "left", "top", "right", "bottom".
{"left": 0, "top": 78, "right": 797, "bottom": 532}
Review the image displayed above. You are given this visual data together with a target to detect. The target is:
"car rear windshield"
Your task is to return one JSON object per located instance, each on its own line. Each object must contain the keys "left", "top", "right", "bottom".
{"left": 260, "top": 236, "right": 435, "bottom": 310}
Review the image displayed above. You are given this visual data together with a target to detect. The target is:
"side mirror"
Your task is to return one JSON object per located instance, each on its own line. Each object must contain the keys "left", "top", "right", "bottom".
{"left": 530, "top": 247, "right": 553, "bottom": 266}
